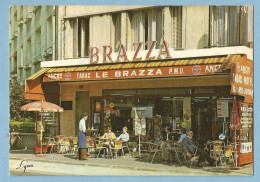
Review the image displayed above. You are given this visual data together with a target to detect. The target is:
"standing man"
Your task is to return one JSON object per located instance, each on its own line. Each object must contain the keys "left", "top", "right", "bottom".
{"left": 183, "top": 130, "right": 216, "bottom": 167}
{"left": 78, "top": 112, "right": 88, "bottom": 160}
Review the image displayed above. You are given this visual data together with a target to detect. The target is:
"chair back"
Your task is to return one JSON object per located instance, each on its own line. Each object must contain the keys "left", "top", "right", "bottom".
{"left": 114, "top": 141, "right": 123, "bottom": 149}
{"left": 72, "top": 137, "right": 78, "bottom": 145}
{"left": 224, "top": 146, "right": 233, "bottom": 156}
{"left": 56, "top": 135, "right": 64, "bottom": 144}
{"left": 63, "top": 137, "right": 70, "bottom": 146}
{"left": 213, "top": 141, "right": 224, "bottom": 153}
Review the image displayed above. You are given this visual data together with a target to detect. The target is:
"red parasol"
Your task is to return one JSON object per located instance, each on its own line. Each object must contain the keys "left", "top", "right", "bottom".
{"left": 20, "top": 101, "right": 63, "bottom": 154}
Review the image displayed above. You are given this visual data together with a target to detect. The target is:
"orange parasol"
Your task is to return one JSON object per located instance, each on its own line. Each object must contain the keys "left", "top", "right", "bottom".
{"left": 20, "top": 101, "right": 63, "bottom": 154}
{"left": 20, "top": 100, "right": 64, "bottom": 112}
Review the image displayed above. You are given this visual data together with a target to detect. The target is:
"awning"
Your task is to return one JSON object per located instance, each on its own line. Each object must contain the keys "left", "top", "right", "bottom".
{"left": 46, "top": 56, "right": 227, "bottom": 73}
{"left": 24, "top": 55, "right": 237, "bottom": 100}
{"left": 27, "top": 68, "right": 50, "bottom": 80}
{"left": 221, "top": 54, "right": 241, "bottom": 70}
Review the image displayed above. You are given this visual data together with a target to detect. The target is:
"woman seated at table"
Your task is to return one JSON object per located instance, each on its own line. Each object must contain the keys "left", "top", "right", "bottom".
{"left": 101, "top": 127, "right": 116, "bottom": 147}
{"left": 116, "top": 126, "right": 129, "bottom": 143}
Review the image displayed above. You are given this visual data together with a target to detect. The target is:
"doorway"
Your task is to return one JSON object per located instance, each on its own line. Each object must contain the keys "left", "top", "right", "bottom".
{"left": 75, "top": 91, "right": 89, "bottom": 135}
{"left": 192, "top": 100, "right": 214, "bottom": 143}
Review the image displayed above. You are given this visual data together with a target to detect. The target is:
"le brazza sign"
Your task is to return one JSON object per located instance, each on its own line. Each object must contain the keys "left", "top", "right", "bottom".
{"left": 43, "top": 64, "right": 225, "bottom": 82}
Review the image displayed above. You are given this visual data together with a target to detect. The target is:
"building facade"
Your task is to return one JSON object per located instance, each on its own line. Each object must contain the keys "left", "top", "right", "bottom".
{"left": 9, "top": 5, "right": 57, "bottom": 83}
{"left": 10, "top": 6, "right": 253, "bottom": 165}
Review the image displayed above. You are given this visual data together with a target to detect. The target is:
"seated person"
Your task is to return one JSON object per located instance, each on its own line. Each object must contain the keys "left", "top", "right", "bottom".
{"left": 175, "top": 128, "right": 187, "bottom": 144}
{"left": 183, "top": 130, "right": 217, "bottom": 167}
{"left": 116, "top": 126, "right": 129, "bottom": 143}
{"left": 160, "top": 126, "right": 174, "bottom": 163}
{"left": 101, "top": 127, "right": 116, "bottom": 147}
{"left": 160, "top": 126, "right": 174, "bottom": 143}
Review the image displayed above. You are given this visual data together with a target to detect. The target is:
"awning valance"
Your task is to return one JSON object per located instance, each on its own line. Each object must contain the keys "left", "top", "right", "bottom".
{"left": 45, "top": 56, "right": 227, "bottom": 73}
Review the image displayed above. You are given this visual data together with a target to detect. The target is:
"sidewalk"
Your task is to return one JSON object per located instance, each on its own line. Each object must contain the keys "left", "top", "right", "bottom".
{"left": 9, "top": 150, "right": 253, "bottom": 176}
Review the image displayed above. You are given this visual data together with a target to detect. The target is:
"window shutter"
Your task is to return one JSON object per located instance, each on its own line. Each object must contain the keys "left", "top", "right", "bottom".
{"left": 171, "top": 6, "right": 182, "bottom": 50}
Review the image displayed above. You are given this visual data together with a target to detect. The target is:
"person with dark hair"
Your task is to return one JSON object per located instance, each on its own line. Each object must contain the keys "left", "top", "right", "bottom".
{"left": 160, "top": 126, "right": 174, "bottom": 164}
{"left": 176, "top": 128, "right": 187, "bottom": 144}
{"left": 183, "top": 130, "right": 217, "bottom": 167}
{"left": 78, "top": 112, "right": 88, "bottom": 160}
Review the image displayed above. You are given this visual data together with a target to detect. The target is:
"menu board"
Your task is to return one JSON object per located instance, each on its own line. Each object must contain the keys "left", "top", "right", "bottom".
{"left": 217, "top": 100, "right": 229, "bottom": 118}
{"left": 239, "top": 103, "right": 253, "bottom": 154}
{"left": 132, "top": 107, "right": 146, "bottom": 136}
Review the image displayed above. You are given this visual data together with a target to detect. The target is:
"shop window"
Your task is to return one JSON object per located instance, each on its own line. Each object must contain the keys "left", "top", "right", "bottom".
{"left": 91, "top": 98, "right": 102, "bottom": 136}
{"left": 209, "top": 6, "right": 248, "bottom": 47}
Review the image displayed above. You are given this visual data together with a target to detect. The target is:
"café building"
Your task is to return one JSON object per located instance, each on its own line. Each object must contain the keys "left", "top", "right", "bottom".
{"left": 24, "top": 43, "right": 253, "bottom": 165}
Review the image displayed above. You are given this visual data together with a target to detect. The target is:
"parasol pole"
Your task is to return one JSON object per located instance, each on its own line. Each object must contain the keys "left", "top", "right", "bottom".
{"left": 35, "top": 112, "right": 38, "bottom": 153}
{"left": 40, "top": 111, "right": 43, "bottom": 154}
{"left": 234, "top": 129, "right": 238, "bottom": 167}
{"left": 58, "top": 112, "right": 60, "bottom": 135}
{"left": 139, "top": 134, "right": 141, "bottom": 157}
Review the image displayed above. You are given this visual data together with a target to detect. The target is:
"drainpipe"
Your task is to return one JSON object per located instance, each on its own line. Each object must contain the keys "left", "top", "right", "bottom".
{"left": 52, "top": 6, "right": 56, "bottom": 60}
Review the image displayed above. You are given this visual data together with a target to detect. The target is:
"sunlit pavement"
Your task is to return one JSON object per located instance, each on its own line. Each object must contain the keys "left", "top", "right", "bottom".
{"left": 9, "top": 151, "right": 253, "bottom": 176}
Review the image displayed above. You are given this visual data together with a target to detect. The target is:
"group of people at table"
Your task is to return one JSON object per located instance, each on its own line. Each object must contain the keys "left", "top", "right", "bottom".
{"left": 160, "top": 126, "right": 217, "bottom": 167}
{"left": 78, "top": 112, "right": 129, "bottom": 160}
{"left": 78, "top": 112, "right": 217, "bottom": 167}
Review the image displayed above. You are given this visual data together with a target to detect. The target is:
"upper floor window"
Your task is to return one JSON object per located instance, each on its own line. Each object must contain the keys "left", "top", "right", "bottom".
{"left": 209, "top": 6, "right": 248, "bottom": 47}
{"left": 128, "top": 8, "right": 163, "bottom": 51}
{"left": 65, "top": 18, "right": 90, "bottom": 59}
{"left": 112, "top": 13, "right": 121, "bottom": 52}
{"left": 170, "top": 6, "right": 182, "bottom": 50}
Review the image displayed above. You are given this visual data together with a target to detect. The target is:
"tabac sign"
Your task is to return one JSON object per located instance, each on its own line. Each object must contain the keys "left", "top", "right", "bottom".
{"left": 231, "top": 56, "right": 253, "bottom": 103}
{"left": 43, "top": 64, "right": 225, "bottom": 82}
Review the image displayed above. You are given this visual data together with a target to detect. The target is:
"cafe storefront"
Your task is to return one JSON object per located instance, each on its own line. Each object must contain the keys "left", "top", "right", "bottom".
{"left": 24, "top": 45, "right": 253, "bottom": 165}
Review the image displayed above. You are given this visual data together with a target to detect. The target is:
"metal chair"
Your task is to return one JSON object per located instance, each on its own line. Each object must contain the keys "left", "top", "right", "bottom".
{"left": 44, "top": 137, "right": 57, "bottom": 154}
{"left": 71, "top": 137, "right": 78, "bottom": 156}
{"left": 58, "top": 137, "right": 71, "bottom": 154}
{"left": 112, "top": 141, "right": 125, "bottom": 158}
{"left": 219, "top": 145, "right": 235, "bottom": 166}
{"left": 95, "top": 139, "right": 106, "bottom": 159}
{"left": 210, "top": 141, "right": 225, "bottom": 167}
{"left": 182, "top": 145, "right": 199, "bottom": 167}
{"left": 147, "top": 142, "right": 162, "bottom": 164}
{"left": 169, "top": 143, "right": 182, "bottom": 165}
{"left": 122, "top": 142, "right": 132, "bottom": 155}
{"left": 86, "top": 138, "right": 95, "bottom": 154}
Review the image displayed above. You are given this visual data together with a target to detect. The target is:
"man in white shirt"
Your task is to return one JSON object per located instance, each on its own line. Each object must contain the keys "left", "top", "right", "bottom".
{"left": 78, "top": 112, "right": 88, "bottom": 160}
{"left": 116, "top": 126, "right": 129, "bottom": 142}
